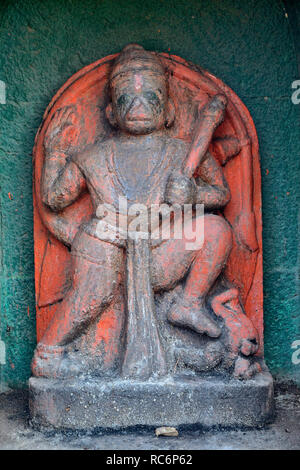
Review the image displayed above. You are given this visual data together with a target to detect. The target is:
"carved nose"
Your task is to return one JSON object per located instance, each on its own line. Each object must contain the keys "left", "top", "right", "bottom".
{"left": 127, "top": 97, "right": 149, "bottom": 120}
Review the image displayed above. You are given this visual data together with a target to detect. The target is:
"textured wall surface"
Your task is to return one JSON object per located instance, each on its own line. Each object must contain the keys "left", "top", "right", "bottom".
{"left": 0, "top": 0, "right": 299, "bottom": 389}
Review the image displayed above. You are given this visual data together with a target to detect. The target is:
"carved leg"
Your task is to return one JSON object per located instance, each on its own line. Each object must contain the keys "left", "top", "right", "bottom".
{"left": 152, "top": 214, "right": 232, "bottom": 337}
{"left": 184, "top": 214, "right": 232, "bottom": 299}
{"left": 32, "top": 234, "right": 124, "bottom": 377}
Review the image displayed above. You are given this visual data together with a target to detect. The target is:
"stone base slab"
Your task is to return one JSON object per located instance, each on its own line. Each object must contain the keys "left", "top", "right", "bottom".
{"left": 29, "top": 372, "right": 274, "bottom": 431}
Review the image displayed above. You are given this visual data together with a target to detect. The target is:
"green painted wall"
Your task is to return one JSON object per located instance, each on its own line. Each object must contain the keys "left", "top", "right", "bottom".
{"left": 0, "top": 0, "right": 299, "bottom": 389}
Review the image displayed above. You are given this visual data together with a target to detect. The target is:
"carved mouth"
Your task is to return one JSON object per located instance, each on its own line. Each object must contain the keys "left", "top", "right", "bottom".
{"left": 126, "top": 117, "right": 151, "bottom": 122}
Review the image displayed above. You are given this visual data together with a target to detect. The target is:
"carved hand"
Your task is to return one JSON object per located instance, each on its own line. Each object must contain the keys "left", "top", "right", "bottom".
{"left": 44, "top": 106, "right": 78, "bottom": 155}
{"left": 165, "top": 171, "right": 197, "bottom": 206}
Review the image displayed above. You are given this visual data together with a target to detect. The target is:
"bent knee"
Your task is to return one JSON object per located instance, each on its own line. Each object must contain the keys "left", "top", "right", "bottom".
{"left": 204, "top": 214, "right": 232, "bottom": 247}
{"left": 204, "top": 214, "right": 232, "bottom": 239}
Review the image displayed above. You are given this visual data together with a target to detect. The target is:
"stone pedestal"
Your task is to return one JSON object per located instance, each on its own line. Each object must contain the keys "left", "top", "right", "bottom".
{"left": 29, "top": 372, "right": 274, "bottom": 431}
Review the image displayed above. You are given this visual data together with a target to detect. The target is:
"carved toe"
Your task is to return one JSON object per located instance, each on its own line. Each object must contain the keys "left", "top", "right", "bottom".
{"left": 167, "top": 303, "right": 221, "bottom": 338}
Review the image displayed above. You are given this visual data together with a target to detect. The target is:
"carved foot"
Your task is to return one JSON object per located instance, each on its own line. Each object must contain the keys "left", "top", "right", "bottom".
{"left": 32, "top": 344, "right": 84, "bottom": 379}
{"left": 32, "top": 344, "right": 64, "bottom": 378}
{"left": 167, "top": 298, "right": 221, "bottom": 338}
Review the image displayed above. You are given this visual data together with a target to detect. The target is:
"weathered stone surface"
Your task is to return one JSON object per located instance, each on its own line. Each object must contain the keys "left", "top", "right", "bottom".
{"left": 32, "top": 42, "right": 265, "bottom": 382}
{"left": 29, "top": 372, "right": 274, "bottom": 431}
{"left": 0, "top": 0, "right": 299, "bottom": 393}
{"left": 28, "top": 42, "right": 273, "bottom": 433}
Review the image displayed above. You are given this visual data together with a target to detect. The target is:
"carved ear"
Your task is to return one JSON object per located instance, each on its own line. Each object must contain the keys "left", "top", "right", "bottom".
{"left": 165, "top": 97, "right": 175, "bottom": 128}
{"left": 105, "top": 102, "right": 118, "bottom": 128}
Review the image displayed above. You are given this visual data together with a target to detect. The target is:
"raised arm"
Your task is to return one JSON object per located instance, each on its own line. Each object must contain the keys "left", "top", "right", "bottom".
{"left": 195, "top": 151, "right": 230, "bottom": 210}
{"left": 42, "top": 107, "right": 86, "bottom": 212}
{"left": 165, "top": 94, "right": 230, "bottom": 210}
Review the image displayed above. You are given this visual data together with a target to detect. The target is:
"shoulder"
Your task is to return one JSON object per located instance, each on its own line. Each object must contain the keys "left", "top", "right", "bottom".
{"left": 164, "top": 136, "right": 189, "bottom": 162}
{"left": 72, "top": 139, "right": 111, "bottom": 167}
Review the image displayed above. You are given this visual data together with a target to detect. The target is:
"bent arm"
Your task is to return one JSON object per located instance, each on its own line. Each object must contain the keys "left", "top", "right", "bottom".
{"left": 41, "top": 150, "right": 86, "bottom": 211}
{"left": 195, "top": 151, "right": 230, "bottom": 210}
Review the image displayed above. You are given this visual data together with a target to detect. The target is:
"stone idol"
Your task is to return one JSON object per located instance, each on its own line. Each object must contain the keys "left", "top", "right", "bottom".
{"left": 29, "top": 45, "right": 273, "bottom": 430}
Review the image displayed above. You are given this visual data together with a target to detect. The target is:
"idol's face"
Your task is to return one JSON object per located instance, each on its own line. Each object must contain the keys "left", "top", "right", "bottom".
{"left": 111, "top": 70, "right": 168, "bottom": 135}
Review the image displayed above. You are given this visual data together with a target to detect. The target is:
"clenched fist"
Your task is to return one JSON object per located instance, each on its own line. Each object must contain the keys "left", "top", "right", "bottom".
{"left": 165, "top": 171, "right": 196, "bottom": 206}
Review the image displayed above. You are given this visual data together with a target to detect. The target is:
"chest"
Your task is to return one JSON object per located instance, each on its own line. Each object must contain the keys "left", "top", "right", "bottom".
{"left": 113, "top": 139, "right": 169, "bottom": 200}
{"left": 80, "top": 137, "right": 186, "bottom": 206}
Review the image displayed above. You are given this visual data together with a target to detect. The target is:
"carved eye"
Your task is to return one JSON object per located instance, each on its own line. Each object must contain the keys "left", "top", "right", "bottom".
{"left": 144, "top": 91, "right": 159, "bottom": 104}
{"left": 117, "top": 94, "right": 130, "bottom": 108}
